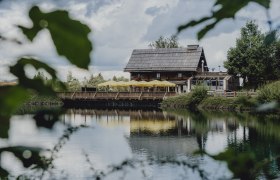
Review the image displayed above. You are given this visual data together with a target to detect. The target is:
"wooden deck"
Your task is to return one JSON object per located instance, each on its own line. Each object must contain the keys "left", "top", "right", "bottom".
{"left": 57, "top": 91, "right": 257, "bottom": 109}
{"left": 57, "top": 91, "right": 257, "bottom": 101}
{"left": 57, "top": 91, "right": 177, "bottom": 101}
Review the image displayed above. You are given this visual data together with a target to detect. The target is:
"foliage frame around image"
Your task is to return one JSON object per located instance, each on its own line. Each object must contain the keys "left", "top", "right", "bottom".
{"left": 177, "top": 0, "right": 271, "bottom": 40}
{"left": 0, "top": 5, "right": 93, "bottom": 178}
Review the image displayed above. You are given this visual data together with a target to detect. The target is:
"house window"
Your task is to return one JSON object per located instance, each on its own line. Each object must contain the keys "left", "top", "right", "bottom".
{"left": 156, "top": 73, "right": 160, "bottom": 79}
{"left": 178, "top": 73, "right": 182, "bottom": 78}
{"left": 211, "top": 80, "right": 217, "bottom": 86}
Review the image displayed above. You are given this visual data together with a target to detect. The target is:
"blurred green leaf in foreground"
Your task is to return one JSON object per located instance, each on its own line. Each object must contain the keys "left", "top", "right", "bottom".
{"left": 177, "top": 0, "right": 271, "bottom": 40}
{"left": 0, "top": 5, "right": 93, "bottom": 178}
{"left": 19, "top": 6, "right": 92, "bottom": 69}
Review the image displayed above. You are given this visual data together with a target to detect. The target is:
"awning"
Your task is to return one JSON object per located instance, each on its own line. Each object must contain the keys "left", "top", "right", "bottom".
{"left": 97, "top": 81, "right": 117, "bottom": 87}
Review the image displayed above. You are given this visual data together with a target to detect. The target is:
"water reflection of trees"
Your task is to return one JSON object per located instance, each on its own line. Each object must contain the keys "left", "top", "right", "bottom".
{"left": 161, "top": 110, "right": 280, "bottom": 179}
{"left": 64, "top": 108, "right": 213, "bottom": 179}
{"left": 201, "top": 111, "right": 280, "bottom": 179}
{"left": 18, "top": 108, "right": 280, "bottom": 180}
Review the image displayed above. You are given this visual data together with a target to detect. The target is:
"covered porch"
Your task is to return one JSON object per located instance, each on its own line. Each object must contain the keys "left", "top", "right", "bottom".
{"left": 170, "top": 72, "right": 239, "bottom": 93}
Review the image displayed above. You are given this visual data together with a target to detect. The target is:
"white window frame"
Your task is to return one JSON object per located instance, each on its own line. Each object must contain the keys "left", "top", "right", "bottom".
{"left": 156, "top": 73, "right": 160, "bottom": 79}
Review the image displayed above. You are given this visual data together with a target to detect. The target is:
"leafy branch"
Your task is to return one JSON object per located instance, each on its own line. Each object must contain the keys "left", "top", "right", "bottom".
{"left": 82, "top": 155, "right": 210, "bottom": 180}
{"left": 0, "top": 5, "right": 93, "bottom": 178}
{"left": 0, "top": 5, "right": 93, "bottom": 117}
{"left": 177, "top": 0, "right": 271, "bottom": 40}
{"left": 19, "top": 6, "right": 92, "bottom": 69}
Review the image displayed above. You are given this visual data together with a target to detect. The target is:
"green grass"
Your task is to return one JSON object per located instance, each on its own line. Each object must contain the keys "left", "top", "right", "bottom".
{"left": 199, "top": 96, "right": 258, "bottom": 111}
{"left": 25, "top": 94, "right": 62, "bottom": 105}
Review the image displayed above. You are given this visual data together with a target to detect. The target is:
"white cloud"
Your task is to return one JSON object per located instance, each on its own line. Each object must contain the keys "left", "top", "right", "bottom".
{"left": 200, "top": 30, "right": 240, "bottom": 71}
{"left": 0, "top": 0, "right": 279, "bottom": 81}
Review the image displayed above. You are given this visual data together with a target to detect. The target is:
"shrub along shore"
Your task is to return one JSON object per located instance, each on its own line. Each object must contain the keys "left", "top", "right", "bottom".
{"left": 16, "top": 94, "right": 63, "bottom": 115}
{"left": 24, "top": 94, "right": 63, "bottom": 106}
{"left": 161, "top": 81, "right": 280, "bottom": 112}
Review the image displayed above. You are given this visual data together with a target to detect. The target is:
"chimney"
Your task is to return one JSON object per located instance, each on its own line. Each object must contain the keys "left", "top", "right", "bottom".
{"left": 187, "top": 45, "right": 199, "bottom": 50}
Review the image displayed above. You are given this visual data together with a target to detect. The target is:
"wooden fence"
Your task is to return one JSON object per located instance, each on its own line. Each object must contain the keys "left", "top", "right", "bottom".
{"left": 207, "top": 91, "right": 257, "bottom": 97}
{"left": 57, "top": 91, "right": 177, "bottom": 101}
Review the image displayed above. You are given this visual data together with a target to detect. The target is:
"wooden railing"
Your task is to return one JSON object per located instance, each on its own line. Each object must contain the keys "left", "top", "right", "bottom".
{"left": 207, "top": 91, "right": 257, "bottom": 97}
{"left": 57, "top": 91, "right": 177, "bottom": 101}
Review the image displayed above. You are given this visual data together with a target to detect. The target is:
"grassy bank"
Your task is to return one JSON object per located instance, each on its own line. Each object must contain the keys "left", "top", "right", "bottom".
{"left": 15, "top": 94, "right": 63, "bottom": 115}
{"left": 161, "top": 86, "right": 208, "bottom": 109}
{"left": 24, "top": 94, "right": 63, "bottom": 106}
{"left": 198, "top": 96, "right": 257, "bottom": 111}
{"left": 161, "top": 93, "right": 258, "bottom": 111}
{"left": 161, "top": 81, "right": 280, "bottom": 112}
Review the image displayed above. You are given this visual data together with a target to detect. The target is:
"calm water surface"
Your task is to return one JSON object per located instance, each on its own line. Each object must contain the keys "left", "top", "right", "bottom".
{"left": 2, "top": 108, "right": 280, "bottom": 179}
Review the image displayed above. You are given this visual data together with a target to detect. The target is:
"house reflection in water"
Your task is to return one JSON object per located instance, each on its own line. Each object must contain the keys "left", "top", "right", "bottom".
{"left": 128, "top": 110, "right": 199, "bottom": 158}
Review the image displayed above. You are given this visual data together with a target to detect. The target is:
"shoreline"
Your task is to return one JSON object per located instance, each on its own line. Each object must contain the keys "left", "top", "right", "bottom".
{"left": 161, "top": 93, "right": 259, "bottom": 112}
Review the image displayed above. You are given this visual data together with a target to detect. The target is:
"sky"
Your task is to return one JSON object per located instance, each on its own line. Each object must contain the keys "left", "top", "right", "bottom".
{"left": 0, "top": 0, "right": 279, "bottom": 81}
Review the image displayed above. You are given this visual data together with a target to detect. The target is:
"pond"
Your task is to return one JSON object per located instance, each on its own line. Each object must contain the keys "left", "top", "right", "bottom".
{"left": 1, "top": 108, "right": 280, "bottom": 179}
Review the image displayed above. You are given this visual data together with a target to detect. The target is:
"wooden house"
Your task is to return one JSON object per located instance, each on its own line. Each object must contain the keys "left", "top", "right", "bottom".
{"left": 124, "top": 45, "right": 239, "bottom": 93}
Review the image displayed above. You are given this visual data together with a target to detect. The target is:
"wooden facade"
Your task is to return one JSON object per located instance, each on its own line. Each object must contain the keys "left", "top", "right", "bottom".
{"left": 130, "top": 71, "right": 194, "bottom": 81}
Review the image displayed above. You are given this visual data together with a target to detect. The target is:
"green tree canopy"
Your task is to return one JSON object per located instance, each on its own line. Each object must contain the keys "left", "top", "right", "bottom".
{"left": 112, "top": 75, "right": 129, "bottom": 82}
{"left": 66, "top": 71, "right": 81, "bottom": 91}
{"left": 224, "top": 21, "right": 279, "bottom": 89}
{"left": 149, "top": 35, "right": 180, "bottom": 49}
{"left": 87, "top": 73, "right": 105, "bottom": 87}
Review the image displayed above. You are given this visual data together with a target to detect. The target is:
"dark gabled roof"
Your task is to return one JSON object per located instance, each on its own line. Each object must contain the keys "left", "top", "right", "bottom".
{"left": 124, "top": 46, "right": 205, "bottom": 72}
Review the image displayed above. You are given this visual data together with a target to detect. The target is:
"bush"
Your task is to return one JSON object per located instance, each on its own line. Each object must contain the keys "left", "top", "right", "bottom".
{"left": 162, "top": 85, "right": 259, "bottom": 111}
{"left": 258, "top": 81, "right": 280, "bottom": 103}
{"left": 161, "top": 93, "right": 191, "bottom": 108}
{"left": 161, "top": 86, "right": 208, "bottom": 109}
{"left": 190, "top": 86, "right": 208, "bottom": 106}
{"left": 235, "top": 95, "right": 258, "bottom": 108}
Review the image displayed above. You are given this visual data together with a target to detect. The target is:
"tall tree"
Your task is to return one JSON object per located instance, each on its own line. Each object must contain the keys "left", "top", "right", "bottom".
{"left": 87, "top": 73, "right": 105, "bottom": 87}
{"left": 149, "top": 35, "right": 180, "bottom": 49}
{"left": 66, "top": 71, "right": 81, "bottom": 91}
{"left": 224, "top": 21, "right": 278, "bottom": 89}
{"left": 112, "top": 75, "right": 117, "bottom": 81}
{"left": 270, "top": 40, "right": 280, "bottom": 79}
